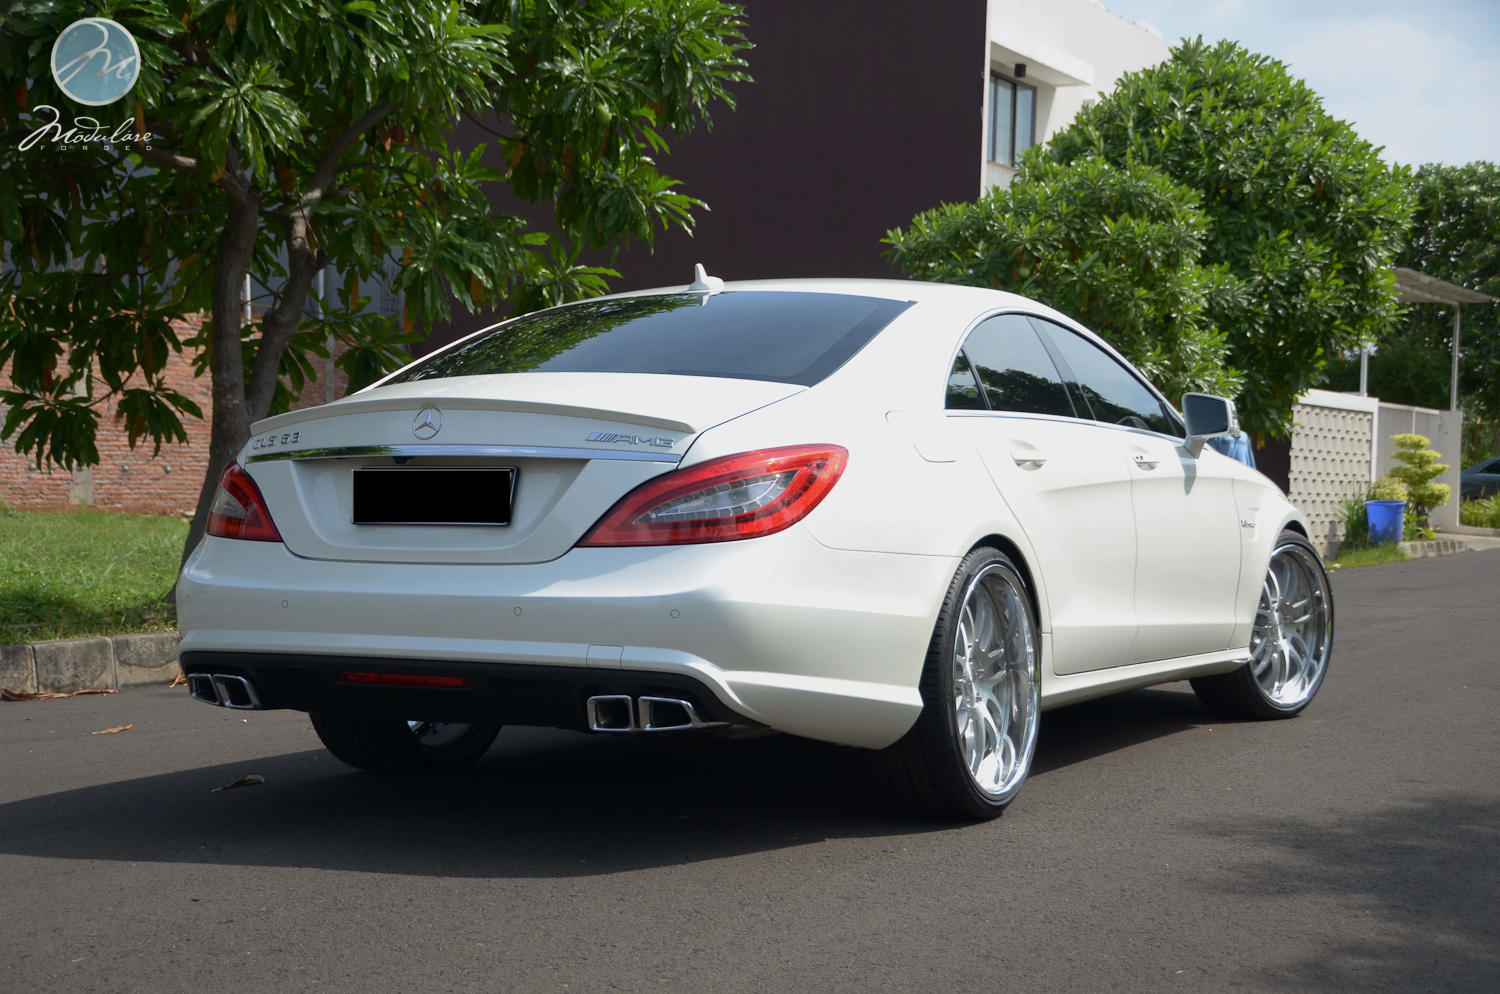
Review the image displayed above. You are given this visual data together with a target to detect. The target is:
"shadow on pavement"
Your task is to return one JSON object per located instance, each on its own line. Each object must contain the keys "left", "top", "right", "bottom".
{"left": 1199, "top": 794, "right": 1500, "bottom": 991}
{"left": 0, "top": 686, "right": 1216, "bottom": 877}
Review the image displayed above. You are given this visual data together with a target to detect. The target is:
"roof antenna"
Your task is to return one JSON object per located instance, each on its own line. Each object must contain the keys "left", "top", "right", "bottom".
{"left": 687, "top": 263, "right": 724, "bottom": 300}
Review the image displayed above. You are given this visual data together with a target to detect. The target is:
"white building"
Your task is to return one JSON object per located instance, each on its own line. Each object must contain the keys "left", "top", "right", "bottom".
{"left": 982, "top": 0, "right": 1172, "bottom": 190}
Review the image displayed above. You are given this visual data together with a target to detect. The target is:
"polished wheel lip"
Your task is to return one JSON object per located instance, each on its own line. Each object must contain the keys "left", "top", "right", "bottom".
{"left": 951, "top": 563, "right": 1040, "bottom": 800}
{"left": 1249, "top": 542, "right": 1331, "bottom": 708}
{"left": 406, "top": 720, "right": 475, "bottom": 750}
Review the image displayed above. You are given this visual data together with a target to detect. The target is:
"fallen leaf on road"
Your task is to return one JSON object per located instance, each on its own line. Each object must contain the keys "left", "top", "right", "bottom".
{"left": 1, "top": 689, "right": 70, "bottom": 701}
{"left": 71, "top": 688, "right": 117, "bottom": 696}
{"left": 212, "top": 773, "right": 267, "bottom": 792}
{"left": 91, "top": 724, "right": 133, "bottom": 735}
{"left": 169, "top": 673, "right": 187, "bottom": 687}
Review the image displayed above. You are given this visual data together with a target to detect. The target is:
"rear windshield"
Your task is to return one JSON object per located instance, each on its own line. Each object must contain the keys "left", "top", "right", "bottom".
{"left": 387, "top": 291, "right": 914, "bottom": 387}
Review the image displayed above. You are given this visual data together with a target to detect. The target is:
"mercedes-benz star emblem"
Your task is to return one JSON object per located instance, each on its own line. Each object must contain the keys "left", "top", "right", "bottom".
{"left": 412, "top": 406, "right": 443, "bottom": 440}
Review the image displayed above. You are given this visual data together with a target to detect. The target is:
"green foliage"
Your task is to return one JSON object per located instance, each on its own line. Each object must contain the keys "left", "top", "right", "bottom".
{"left": 886, "top": 157, "right": 1242, "bottom": 401}
{"left": 1460, "top": 495, "right": 1500, "bottom": 529}
{"left": 1398, "top": 162, "right": 1500, "bottom": 423}
{"left": 0, "top": 505, "right": 186, "bottom": 643}
{"left": 1387, "top": 433, "right": 1450, "bottom": 519}
{"left": 1326, "top": 543, "right": 1409, "bottom": 570}
{"left": 1368, "top": 476, "right": 1409, "bottom": 502}
{"left": 1338, "top": 489, "right": 1370, "bottom": 546}
{"left": 1040, "top": 39, "right": 1413, "bottom": 438}
{"left": 0, "top": 0, "right": 751, "bottom": 471}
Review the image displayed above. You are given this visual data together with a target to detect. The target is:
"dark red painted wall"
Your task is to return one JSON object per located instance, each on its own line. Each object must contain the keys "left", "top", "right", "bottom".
{"left": 422, "top": 0, "right": 986, "bottom": 355}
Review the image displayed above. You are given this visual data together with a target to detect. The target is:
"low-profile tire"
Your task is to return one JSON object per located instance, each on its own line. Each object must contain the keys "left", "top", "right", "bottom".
{"left": 1191, "top": 529, "right": 1334, "bottom": 721}
{"left": 310, "top": 714, "right": 501, "bottom": 774}
{"left": 868, "top": 547, "right": 1041, "bottom": 820}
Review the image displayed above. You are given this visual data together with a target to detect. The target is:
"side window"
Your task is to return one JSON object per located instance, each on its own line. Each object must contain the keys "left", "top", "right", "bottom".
{"left": 945, "top": 351, "right": 986, "bottom": 410}
{"left": 959, "top": 315, "right": 1077, "bottom": 418}
{"left": 1034, "top": 320, "right": 1179, "bottom": 436}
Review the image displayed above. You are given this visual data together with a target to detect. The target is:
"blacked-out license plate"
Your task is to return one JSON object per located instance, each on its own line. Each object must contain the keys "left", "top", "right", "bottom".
{"left": 352, "top": 468, "right": 516, "bottom": 526}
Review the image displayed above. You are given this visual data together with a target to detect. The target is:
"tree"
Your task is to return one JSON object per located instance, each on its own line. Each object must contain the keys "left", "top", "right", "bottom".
{"left": 0, "top": 0, "right": 749, "bottom": 562}
{"left": 886, "top": 157, "right": 1242, "bottom": 403}
{"left": 1398, "top": 162, "right": 1500, "bottom": 461}
{"left": 1040, "top": 38, "right": 1413, "bottom": 438}
{"left": 1386, "top": 433, "right": 1450, "bottom": 520}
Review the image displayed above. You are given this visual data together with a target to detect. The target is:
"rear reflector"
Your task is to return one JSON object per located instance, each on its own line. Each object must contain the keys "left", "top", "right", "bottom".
{"left": 335, "top": 672, "right": 470, "bottom": 689}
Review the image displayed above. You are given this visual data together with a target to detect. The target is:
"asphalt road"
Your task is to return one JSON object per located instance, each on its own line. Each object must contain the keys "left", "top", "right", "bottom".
{"left": 2, "top": 552, "right": 1497, "bottom": 993}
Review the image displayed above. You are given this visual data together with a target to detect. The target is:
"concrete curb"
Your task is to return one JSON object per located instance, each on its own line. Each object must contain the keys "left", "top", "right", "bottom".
{"left": 1450, "top": 524, "right": 1500, "bottom": 538}
{"left": 1399, "top": 538, "right": 1474, "bottom": 559}
{"left": 0, "top": 631, "right": 180, "bottom": 696}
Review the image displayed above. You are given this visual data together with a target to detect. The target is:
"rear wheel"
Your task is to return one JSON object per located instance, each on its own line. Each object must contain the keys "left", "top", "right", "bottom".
{"left": 1192, "top": 529, "right": 1333, "bottom": 720}
{"left": 869, "top": 547, "right": 1040, "bottom": 820}
{"left": 310, "top": 714, "right": 501, "bottom": 774}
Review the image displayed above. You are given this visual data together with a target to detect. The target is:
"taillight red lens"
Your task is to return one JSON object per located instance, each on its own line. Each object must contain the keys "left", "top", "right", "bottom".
{"left": 579, "top": 444, "right": 848, "bottom": 547}
{"left": 205, "top": 463, "right": 282, "bottom": 542}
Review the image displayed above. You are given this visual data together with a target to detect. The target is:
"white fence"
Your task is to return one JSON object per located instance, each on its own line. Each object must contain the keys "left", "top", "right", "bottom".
{"left": 1286, "top": 389, "right": 1462, "bottom": 554}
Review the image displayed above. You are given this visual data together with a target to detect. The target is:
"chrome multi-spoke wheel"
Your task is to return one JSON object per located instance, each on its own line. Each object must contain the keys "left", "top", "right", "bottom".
{"left": 951, "top": 563, "right": 1039, "bottom": 800}
{"left": 1192, "top": 530, "right": 1334, "bottom": 720}
{"left": 872, "top": 547, "right": 1040, "bottom": 819}
{"left": 1249, "top": 543, "right": 1331, "bottom": 707}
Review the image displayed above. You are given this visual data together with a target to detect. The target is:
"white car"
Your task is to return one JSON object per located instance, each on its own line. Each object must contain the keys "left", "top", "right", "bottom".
{"left": 178, "top": 274, "right": 1333, "bottom": 819}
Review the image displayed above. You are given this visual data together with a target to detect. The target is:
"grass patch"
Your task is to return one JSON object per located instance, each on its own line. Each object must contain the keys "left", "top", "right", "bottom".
{"left": 0, "top": 505, "right": 186, "bottom": 643}
{"left": 1327, "top": 542, "right": 1410, "bottom": 571}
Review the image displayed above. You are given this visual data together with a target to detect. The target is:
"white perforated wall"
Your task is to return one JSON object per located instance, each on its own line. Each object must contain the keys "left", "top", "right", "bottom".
{"left": 1288, "top": 402, "right": 1375, "bottom": 554}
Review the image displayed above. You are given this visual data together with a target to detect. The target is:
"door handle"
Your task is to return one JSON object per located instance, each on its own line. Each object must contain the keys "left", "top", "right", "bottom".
{"left": 1011, "top": 451, "right": 1047, "bottom": 470}
{"left": 1133, "top": 453, "right": 1159, "bottom": 470}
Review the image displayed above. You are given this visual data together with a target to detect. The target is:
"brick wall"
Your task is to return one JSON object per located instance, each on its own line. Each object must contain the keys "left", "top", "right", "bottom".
{"left": 0, "top": 315, "right": 348, "bottom": 515}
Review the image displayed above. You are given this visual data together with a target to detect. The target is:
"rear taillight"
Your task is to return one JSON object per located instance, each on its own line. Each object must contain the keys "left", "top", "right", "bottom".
{"left": 579, "top": 444, "right": 848, "bottom": 547}
{"left": 206, "top": 463, "right": 282, "bottom": 542}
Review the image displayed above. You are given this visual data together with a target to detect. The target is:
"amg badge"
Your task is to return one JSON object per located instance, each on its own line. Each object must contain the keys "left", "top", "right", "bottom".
{"left": 586, "top": 432, "right": 676, "bottom": 448}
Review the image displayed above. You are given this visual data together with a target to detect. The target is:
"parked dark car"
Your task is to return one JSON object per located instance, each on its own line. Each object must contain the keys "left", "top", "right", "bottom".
{"left": 1460, "top": 456, "right": 1500, "bottom": 500}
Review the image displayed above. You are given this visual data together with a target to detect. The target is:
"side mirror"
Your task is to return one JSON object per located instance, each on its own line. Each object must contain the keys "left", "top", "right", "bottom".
{"left": 1181, "top": 392, "right": 1240, "bottom": 458}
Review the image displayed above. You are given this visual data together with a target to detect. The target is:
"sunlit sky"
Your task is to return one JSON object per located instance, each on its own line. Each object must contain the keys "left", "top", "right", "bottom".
{"left": 1099, "top": 0, "right": 1500, "bottom": 167}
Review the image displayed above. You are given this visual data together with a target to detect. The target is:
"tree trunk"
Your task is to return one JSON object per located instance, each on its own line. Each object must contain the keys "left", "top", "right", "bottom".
{"left": 179, "top": 175, "right": 262, "bottom": 573}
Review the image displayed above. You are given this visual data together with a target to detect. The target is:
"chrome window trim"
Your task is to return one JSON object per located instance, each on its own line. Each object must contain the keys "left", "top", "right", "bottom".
{"left": 246, "top": 443, "right": 681, "bottom": 464}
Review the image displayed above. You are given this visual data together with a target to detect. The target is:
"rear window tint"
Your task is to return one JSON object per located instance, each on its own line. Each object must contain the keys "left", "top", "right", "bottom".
{"left": 388, "top": 291, "right": 914, "bottom": 387}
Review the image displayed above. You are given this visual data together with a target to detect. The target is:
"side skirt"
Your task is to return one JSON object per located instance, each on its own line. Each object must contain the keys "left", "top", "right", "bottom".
{"left": 1039, "top": 645, "right": 1249, "bottom": 712}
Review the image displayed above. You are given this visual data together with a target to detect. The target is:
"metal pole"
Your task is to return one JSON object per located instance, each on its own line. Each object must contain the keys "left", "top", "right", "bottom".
{"left": 1450, "top": 303, "right": 1461, "bottom": 412}
{"left": 1359, "top": 346, "right": 1369, "bottom": 396}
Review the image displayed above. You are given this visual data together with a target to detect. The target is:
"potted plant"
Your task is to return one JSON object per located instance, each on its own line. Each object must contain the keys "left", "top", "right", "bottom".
{"left": 1387, "top": 433, "right": 1451, "bottom": 541}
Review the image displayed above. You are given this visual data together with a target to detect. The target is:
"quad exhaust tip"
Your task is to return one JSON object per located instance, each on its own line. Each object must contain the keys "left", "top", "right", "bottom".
{"left": 188, "top": 673, "right": 264, "bottom": 711}
{"left": 586, "top": 695, "right": 726, "bottom": 733}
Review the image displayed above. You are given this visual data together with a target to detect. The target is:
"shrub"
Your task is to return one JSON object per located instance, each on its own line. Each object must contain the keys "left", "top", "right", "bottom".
{"left": 1387, "top": 434, "right": 1451, "bottom": 519}
{"left": 1368, "top": 476, "right": 1410, "bottom": 501}
{"left": 1461, "top": 495, "right": 1500, "bottom": 529}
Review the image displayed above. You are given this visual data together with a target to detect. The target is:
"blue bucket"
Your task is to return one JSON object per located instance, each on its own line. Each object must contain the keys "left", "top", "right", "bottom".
{"left": 1366, "top": 500, "right": 1407, "bottom": 545}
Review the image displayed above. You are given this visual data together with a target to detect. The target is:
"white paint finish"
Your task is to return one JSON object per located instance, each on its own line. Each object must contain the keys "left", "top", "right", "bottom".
{"left": 179, "top": 278, "right": 1310, "bottom": 751}
{"left": 1120, "top": 434, "right": 1243, "bottom": 662}
{"left": 961, "top": 412, "right": 1139, "bottom": 673}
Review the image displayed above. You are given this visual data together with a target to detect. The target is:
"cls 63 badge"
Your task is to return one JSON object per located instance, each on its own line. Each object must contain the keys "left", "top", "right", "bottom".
{"left": 251, "top": 431, "right": 302, "bottom": 451}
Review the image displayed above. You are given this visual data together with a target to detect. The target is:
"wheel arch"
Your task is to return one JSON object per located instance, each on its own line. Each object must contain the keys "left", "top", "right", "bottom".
{"left": 970, "top": 533, "right": 1045, "bottom": 633}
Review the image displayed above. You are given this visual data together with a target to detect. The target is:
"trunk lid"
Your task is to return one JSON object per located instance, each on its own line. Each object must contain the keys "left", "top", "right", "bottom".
{"left": 244, "top": 373, "right": 801, "bottom": 564}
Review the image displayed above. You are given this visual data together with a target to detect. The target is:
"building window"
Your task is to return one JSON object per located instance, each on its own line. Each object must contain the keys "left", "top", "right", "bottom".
{"left": 988, "top": 72, "right": 1036, "bottom": 167}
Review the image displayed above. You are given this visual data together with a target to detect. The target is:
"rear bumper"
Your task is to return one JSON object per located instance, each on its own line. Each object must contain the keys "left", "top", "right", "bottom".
{"left": 177, "top": 527, "right": 957, "bottom": 748}
{"left": 180, "top": 651, "right": 753, "bottom": 728}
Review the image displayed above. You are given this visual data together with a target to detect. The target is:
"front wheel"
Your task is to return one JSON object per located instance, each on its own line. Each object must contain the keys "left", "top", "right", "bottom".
{"left": 1192, "top": 529, "right": 1334, "bottom": 720}
{"left": 869, "top": 547, "right": 1041, "bottom": 820}
{"left": 310, "top": 714, "right": 501, "bottom": 774}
